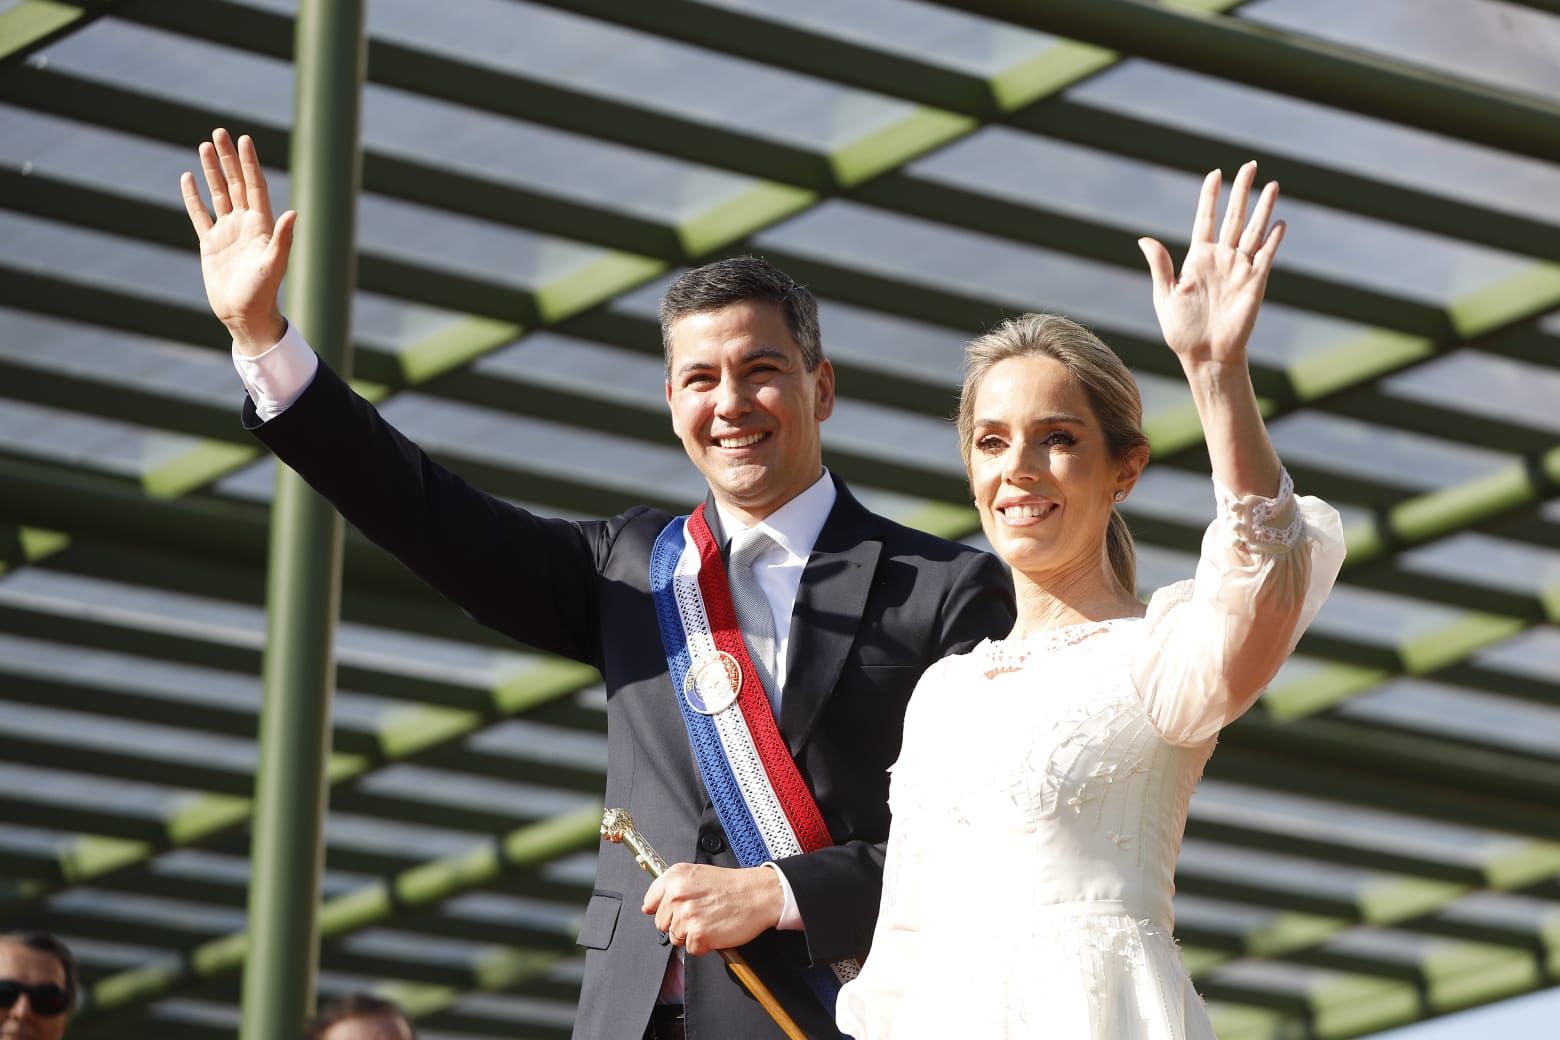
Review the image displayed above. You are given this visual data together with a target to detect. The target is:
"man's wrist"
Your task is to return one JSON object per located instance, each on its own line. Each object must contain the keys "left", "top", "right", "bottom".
{"left": 229, "top": 310, "right": 288, "bottom": 356}
{"left": 761, "top": 862, "right": 803, "bottom": 931}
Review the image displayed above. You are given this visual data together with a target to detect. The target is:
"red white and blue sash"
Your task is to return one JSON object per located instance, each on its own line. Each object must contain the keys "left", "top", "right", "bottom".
{"left": 650, "top": 506, "right": 861, "bottom": 1004}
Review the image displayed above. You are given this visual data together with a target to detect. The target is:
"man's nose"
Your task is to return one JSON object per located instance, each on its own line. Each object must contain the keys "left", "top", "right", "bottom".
{"left": 713, "top": 374, "right": 750, "bottom": 418}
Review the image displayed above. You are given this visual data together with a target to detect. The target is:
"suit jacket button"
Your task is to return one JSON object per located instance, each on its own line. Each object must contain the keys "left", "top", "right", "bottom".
{"left": 699, "top": 831, "right": 726, "bottom": 855}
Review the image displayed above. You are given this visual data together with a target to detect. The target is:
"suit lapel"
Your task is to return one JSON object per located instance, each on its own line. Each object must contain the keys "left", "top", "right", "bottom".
{"left": 780, "top": 477, "right": 881, "bottom": 755}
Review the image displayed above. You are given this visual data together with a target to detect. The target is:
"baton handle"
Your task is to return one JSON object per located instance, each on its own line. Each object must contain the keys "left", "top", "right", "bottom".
{"left": 601, "top": 808, "right": 810, "bottom": 1040}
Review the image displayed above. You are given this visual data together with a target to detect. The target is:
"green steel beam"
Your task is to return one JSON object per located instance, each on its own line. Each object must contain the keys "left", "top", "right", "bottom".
{"left": 0, "top": 169, "right": 658, "bottom": 357}
{"left": 502, "top": 0, "right": 1555, "bottom": 265}
{"left": 1227, "top": 714, "right": 1560, "bottom": 812}
{"left": 15, "top": 1, "right": 1552, "bottom": 443}
{"left": 66, "top": 0, "right": 967, "bottom": 194}
{"left": 519, "top": 0, "right": 1246, "bottom": 117}
{"left": 0, "top": 71, "right": 804, "bottom": 268}
{"left": 1501, "top": 0, "right": 1560, "bottom": 14}
{"left": 0, "top": 0, "right": 106, "bottom": 67}
{"left": 0, "top": 255, "right": 410, "bottom": 387}
{"left": 1200, "top": 968, "right": 1421, "bottom": 1039}
{"left": 1175, "top": 856, "right": 1468, "bottom": 930}
{"left": 519, "top": 0, "right": 1560, "bottom": 267}
{"left": 849, "top": 175, "right": 1457, "bottom": 339}
{"left": 0, "top": 641, "right": 599, "bottom": 916}
{"left": 1277, "top": 935, "right": 1541, "bottom": 1018}
{"left": 1015, "top": 99, "right": 1560, "bottom": 265}
{"left": 1206, "top": 744, "right": 1560, "bottom": 843}
{"left": 1322, "top": 384, "right": 1560, "bottom": 458}
{"left": 0, "top": 719, "right": 593, "bottom": 840}
{"left": 545, "top": 0, "right": 1560, "bottom": 264}
{"left": 91, "top": 848, "right": 593, "bottom": 916}
{"left": 356, "top": 35, "right": 972, "bottom": 194}
{"left": 1346, "top": 446, "right": 1560, "bottom": 571}
{"left": 926, "top": 0, "right": 1560, "bottom": 162}
{"left": 77, "top": 803, "right": 601, "bottom": 1023}
{"left": 0, "top": 425, "right": 1548, "bottom": 704}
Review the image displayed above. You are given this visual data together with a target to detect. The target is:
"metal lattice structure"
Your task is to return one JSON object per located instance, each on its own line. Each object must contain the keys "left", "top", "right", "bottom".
{"left": 2, "top": 1, "right": 1558, "bottom": 1037}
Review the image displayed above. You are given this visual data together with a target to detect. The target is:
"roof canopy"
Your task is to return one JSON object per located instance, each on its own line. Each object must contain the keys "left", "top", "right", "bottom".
{"left": 1, "top": 1, "right": 1557, "bottom": 1036}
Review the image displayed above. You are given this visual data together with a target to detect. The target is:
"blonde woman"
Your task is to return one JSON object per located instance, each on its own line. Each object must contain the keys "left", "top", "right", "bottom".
{"left": 835, "top": 164, "right": 1346, "bottom": 1039}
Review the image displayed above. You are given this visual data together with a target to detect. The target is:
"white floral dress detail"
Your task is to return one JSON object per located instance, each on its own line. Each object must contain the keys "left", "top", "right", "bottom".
{"left": 836, "top": 471, "right": 1345, "bottom": 1039}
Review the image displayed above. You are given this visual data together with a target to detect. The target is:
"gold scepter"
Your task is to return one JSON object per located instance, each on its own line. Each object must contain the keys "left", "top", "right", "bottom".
{"left": 601, "top": 807, "right": 809, "bottom": 1040}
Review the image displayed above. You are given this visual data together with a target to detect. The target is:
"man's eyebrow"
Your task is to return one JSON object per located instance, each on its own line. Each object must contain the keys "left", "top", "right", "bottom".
{"left": 675, "top": 347, "right": 791, "bottom": 377}
{"left": 675, "top": 359, "right": 715, "bottom": 378}
{"left": 743, "top": 347, "right": 792, "bottom": 365}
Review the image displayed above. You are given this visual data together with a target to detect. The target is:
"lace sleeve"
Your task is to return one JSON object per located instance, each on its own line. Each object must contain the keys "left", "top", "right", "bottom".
{"left": 1133, "top": 467, "right": 1345, "bottom": 746}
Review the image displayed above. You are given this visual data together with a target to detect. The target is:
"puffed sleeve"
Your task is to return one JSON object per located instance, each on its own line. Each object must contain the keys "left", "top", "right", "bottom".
{"left": 1133, "top": 468, "right": 1346, "bottom": 746}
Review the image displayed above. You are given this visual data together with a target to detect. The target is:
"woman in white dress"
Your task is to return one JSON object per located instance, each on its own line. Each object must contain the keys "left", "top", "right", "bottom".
{"left": 835, "top": 164, "right": 1347, "bottom": 1039}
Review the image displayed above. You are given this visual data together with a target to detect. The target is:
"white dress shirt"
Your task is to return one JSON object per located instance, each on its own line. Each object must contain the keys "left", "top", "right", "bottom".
{"left": 235, "top": 327, "right": 830, "bottom": 945}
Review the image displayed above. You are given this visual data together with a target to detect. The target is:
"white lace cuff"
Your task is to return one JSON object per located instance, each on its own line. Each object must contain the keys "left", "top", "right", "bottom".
{"left": 1213, "top": 467, "right": 1301, "bottom": 554}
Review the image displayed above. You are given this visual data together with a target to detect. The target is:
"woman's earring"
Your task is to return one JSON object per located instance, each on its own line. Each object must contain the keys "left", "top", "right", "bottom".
{"left": 1113, "top": 490, "right": 1126, "bottom": 502}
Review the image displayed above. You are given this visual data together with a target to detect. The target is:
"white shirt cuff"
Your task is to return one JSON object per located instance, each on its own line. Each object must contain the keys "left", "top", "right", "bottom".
{"left": 233, "top": 320, "right": 319, "bottom": 422}
{"left": 763, "top": 862, "right": 804, "bottom": 931}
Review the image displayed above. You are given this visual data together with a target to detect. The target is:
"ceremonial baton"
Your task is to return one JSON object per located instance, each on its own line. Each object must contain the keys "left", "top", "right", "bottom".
{"left": 600, "top": 807, "right": 809, "bottom": 1040}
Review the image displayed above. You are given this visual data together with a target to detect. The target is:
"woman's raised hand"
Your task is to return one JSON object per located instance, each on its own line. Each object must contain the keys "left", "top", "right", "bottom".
{"left": 1137, "top": 161, "right": 1283, "bottom": 367}
{"left": 179, "top": 129, "right": 294, "bottom": 354}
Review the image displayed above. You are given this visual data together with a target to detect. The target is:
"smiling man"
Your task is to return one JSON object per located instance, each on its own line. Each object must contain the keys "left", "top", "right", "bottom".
{"left": 183, "top": 130, "right": 1013, "bottom": 1040}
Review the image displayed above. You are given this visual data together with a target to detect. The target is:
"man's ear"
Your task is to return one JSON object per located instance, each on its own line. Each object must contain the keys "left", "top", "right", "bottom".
{"left": 665, "top": 380, "right": 681, "bottom": 436}
{"left": 814, "top": 359, "right": 836, "bottom": 422}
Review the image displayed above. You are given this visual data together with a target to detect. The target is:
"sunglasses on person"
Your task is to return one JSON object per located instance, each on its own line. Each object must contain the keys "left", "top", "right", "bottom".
{"left": 0, "top": 980, "right": 71, "bottom": 1016}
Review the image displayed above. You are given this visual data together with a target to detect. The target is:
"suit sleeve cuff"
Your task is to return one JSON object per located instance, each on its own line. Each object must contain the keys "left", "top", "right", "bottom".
{"left": 763, "top": 862, "right": 804, "bottom": 931}
{"left": 233, "top": 320, "right": 318, "bottom": 422}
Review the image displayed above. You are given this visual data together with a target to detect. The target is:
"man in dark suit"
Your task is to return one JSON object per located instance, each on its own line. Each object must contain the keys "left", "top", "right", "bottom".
{"left": 184, "top": 129, "right": 1013, "bottom": 1039}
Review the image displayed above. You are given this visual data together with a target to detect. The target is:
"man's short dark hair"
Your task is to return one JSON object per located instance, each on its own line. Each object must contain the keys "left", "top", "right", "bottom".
{"left": 0, "top": 931, "right": 77, "bottom": 1012}
{"left": 303, "top": 994, "right": 416, "bottom": 1039}
{"left": 659, "top": 256, "right": 823, "bottom": 375}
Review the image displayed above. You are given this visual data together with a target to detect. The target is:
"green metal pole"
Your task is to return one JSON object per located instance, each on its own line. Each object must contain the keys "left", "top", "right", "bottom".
{"left": 239, "top": 3, "right": 365, "bottom": 1039}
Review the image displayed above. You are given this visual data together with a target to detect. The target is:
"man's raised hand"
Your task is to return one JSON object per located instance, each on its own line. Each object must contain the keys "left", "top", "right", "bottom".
{"left": 180, "top": 129, "right": 293, "bottom": 355}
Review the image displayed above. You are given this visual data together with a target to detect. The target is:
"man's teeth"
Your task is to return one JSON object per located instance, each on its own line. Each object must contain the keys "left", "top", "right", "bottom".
{"left": 718, "top": 433, "right": 765, "bottom": 448}
{"left": 1002, "top": 504, "right": 1053, "bottom": 518}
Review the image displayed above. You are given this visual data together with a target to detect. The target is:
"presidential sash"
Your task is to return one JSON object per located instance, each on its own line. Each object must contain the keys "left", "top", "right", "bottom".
{"left": 650, "top": 505, "right": 861, "bottom": 1009}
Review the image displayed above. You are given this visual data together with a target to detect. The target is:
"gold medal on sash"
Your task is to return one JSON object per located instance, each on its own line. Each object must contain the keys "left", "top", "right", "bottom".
{"left": 682, "top": 650, "right": 742, "bottom": 715}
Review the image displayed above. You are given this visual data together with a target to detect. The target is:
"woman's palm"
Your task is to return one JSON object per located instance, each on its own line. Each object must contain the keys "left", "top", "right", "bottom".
{"left": 1138, "top": 163, "right": 1284, "bottom": 366}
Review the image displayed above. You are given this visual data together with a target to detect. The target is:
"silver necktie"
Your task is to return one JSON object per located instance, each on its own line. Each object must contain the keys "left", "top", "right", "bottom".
{"left": 728, "top": 529, "right": 780, "bottom": 713}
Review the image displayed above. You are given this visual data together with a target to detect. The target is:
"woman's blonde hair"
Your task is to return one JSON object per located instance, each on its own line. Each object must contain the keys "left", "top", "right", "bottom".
{"left": 956, "top": 313, "right": 1150, "bottom": 592}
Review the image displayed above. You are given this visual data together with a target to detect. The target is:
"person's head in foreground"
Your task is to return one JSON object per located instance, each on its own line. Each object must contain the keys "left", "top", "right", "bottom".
{"left": 303, "top": 994, "right": 417, "bottom": 1040}
{"left": 0, "top": 931, "right": 77, "bottom": 1040}
{"left": 957, "top": 313, "right": 1150, "bottom": 602}
{"left": 660, "top": 255, "right": 835, "bottom": 525}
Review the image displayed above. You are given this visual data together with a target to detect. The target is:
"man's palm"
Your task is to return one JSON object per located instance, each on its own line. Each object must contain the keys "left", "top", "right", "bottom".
{"left": 180, "top": 129, "right": 294, "bottom": 349}
{"left": 200, "top": 207, "right": 287, "bottom": 326}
